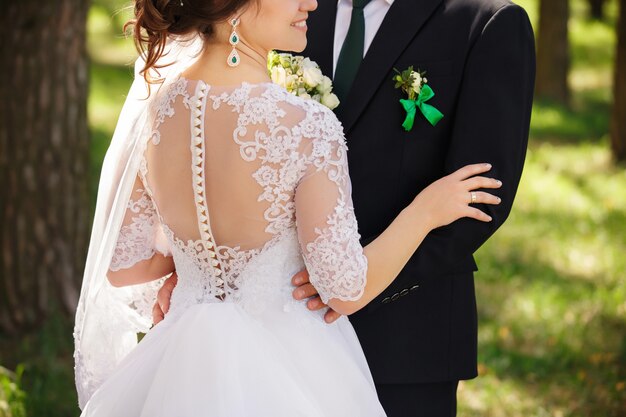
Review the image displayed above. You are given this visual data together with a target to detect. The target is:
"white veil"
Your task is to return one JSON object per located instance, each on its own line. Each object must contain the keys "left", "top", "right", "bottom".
{"left": 73, "top": 34, "right": 203, "bottom": 409}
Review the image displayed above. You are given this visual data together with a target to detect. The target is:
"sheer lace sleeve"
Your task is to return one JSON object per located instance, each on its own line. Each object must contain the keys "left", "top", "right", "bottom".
{"left": 109, "top": 174, "right": 161, "bottom": 271}
{"left": 294, "top": 110, "right": 367, "bottom": 304}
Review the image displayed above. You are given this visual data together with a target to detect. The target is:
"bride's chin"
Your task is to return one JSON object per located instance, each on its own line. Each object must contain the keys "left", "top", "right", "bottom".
{"left": 290, "top": 39, "right": 308, "bottom": 54}
{"left": 273, "top": 44, "right": 306, "bottom": 54}
{"left": 273, "top": 35, "right": 307, "bottom": 54}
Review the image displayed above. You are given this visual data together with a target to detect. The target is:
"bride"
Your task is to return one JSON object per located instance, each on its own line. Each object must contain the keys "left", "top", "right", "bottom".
{"left": 74, "top": 0, "right": 502, "bottom": 414}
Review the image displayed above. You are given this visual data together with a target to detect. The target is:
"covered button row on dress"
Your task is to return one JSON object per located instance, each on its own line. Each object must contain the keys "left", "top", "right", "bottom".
{"left": 191, "top": 82, "right": 226, "bottom": 299}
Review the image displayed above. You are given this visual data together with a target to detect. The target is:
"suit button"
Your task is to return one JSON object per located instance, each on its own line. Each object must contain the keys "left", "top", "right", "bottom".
{"left": 391, "top": 293, "right": 400, "bottom": 301}
{"left": 400, "top": 289, "right": 409, "bottom": 297}
{"left": 382, "top": 297, "right": 391, "bottom": 304}
{"left": 410, "top": 285, "right": 420, "bottom": 292}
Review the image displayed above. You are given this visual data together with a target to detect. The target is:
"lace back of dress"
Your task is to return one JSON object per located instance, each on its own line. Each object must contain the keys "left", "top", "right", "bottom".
{"left": 142, "top": 79, "right": 306, "bottom": 302}
{"left": 113, "top": 75, "right": 367, "bottom": 317}
{"left": 77, "top": 56, "right": 370, "bottom": 409}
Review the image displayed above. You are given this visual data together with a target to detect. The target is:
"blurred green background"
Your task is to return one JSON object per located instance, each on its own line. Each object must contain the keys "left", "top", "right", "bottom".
{"left": 1, "top": 0, "right": 625, "bottom": 416}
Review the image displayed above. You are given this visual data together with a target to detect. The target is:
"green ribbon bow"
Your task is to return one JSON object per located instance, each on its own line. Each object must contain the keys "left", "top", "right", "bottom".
{"left": 399, "top": 84, "right": 444, "bottom": 131}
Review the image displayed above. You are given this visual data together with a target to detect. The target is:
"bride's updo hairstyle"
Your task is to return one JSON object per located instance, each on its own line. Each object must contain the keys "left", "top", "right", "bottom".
{"left": 126, "top": 0, "right": 254, "bottom": 84}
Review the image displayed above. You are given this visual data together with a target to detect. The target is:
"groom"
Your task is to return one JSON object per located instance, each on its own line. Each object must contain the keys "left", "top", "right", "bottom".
{"left": 297, "top": 0, "right": 535, "bottom": 414}
{"left": 295, "top": 0, "right": 534, "bottom": 415}
{"left": 153, "top": 0, "right": 535, "bottom": 415}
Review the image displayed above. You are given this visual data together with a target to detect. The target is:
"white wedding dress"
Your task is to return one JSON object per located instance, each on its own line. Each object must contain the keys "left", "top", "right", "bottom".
{"left": 79, "top": 77, "right": 386, "bottom": 416}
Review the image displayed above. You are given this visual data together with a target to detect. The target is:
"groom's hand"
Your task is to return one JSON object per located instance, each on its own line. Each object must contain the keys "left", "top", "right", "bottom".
{"left": 291, "top": 270, "right": 342, "bottom": 324}
{"left": 152, "top": 272, "right": 178, "bottom": 325}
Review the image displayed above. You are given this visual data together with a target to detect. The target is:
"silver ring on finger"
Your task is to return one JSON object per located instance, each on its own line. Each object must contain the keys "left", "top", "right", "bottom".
{"left": 470, "top": 191, "right": 477, "bottom": 204}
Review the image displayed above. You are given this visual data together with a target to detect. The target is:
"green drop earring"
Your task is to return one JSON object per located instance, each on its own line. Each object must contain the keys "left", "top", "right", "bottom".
{"left": 227, "top": 18, "right": 241, "bottom": 67}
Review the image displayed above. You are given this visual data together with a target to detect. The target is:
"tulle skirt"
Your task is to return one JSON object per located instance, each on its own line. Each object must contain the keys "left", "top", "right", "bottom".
{"left": 80, "top": 301, "right": 386, "bottom": 416}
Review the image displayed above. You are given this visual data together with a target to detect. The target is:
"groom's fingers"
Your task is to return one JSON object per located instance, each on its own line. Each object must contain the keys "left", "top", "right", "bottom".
{"left": 324, "top": 309, "right": 342, "bottom": 324}
{"left": 157, "top": 287, "right": 171, "bottom": 314}
{"left": 291, "top": 269, "right": 310, "bottom": 286}
{"left": 306, "top": 296, "right": 327, "bottom": 311}
{"left": 157, "top": 274, "right": 177, "bottom": 314}
{"left": 152, "top": 302, "right": 164, "bottom": 325}
{"left": 293, "top": 283, "right": 319, "bottom": 300}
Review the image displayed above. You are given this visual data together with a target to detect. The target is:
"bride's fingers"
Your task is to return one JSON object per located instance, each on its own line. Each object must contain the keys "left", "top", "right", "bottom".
{"left": 463, "top": 176, "right": 502, "bottom": 190}
{"left": 453, "top": 163, "right": 492, "bottom": 180}
{"left": 468, "top": 191, "right": 501, "bottom": 205}
{"left": 293, "top": 283, "right": 319, "bottom": 300}
{"left": 465, "top": 206, "right": 493, "bottom": 222}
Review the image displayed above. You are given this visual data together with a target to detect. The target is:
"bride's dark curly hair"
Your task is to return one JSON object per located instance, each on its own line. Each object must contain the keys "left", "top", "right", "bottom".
{"left": 126, "top": 0, "right": 253, "bottom": 85}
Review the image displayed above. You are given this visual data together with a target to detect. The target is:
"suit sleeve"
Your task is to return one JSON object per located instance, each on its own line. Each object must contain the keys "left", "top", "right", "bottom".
{"left": 438, "top": 5, "right": 536, "bottom": 261}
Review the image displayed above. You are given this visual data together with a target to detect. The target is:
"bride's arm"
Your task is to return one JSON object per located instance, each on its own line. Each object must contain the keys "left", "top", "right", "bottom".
{"left": 295, "top": 119, "right": 501, "bottom": 317}
{"left": 107, "top": 254, "right": 174, "bottom": 287}
{"left": 106, "top": 175, "right": 175, "bottom": 287}
{"left": 331, "top": 164, "right": 500, "bottom": 316}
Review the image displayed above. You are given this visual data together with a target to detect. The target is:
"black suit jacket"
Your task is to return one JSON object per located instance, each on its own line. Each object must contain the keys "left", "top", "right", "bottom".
{"left": 302, "top": 0, "right": 535, "bottom": 384}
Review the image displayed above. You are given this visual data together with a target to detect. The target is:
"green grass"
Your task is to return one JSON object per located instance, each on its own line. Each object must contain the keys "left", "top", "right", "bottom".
{"left": 0, "top": 366, "right": 26, "bottom": 417}
{"left": 0, "top": 315, "right": 77, "bottom": 417}
{"left": 2, "top": 0, "right": 625, "bottom": 416}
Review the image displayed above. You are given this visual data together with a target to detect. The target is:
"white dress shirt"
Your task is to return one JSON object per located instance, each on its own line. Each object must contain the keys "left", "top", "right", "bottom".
{"left": 333, "top": 0, "right": 395, "bottom": 77}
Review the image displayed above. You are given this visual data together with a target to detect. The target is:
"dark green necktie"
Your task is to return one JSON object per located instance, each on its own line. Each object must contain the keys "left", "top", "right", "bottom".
{"left": 334, "top": 0, "right": 373, "bottom": 104}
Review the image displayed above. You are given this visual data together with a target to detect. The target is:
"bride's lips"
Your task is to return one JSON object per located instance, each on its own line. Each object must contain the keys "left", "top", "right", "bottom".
{"left": 291, "top": 19, "right": 308, "bottom": 32}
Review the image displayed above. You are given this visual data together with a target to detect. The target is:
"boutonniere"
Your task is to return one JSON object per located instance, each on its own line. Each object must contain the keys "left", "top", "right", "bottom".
{"left": 393, "top": 66, "right": 444, "bottom": 131}
{"left": 268, "top": 51, "right": 340, "bottom": 110}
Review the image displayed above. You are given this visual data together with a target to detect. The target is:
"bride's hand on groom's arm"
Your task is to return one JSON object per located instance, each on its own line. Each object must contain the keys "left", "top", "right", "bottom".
{"left": 152, "top": 272, "right": 179, "bottom": 325}
{"left": 290, "top": 163, "right": 502, "bottom": 319}
{"left": 291, "top": 270, "right": 343, "bottom": 324}
{"left": 412, "top": 163, "right": 503, "bottom": 230}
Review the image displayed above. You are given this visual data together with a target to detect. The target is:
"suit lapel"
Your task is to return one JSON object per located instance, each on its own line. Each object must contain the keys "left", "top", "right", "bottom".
{"left": 303, "top": 0, "right": 337, "bottom": 79}
{"left": 335, "top": 0, "right": 444, "bottom": 133}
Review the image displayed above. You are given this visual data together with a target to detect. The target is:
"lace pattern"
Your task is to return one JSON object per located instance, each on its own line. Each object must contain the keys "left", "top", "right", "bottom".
{"left": 109, "top": 79, "right": 368, "bottom": 319}
{"left": 109, "top": 188, "right": 157, "bottom": 271}
{"left": 150, "top": 78, "right": 190, "bottom": 145}
{"left": 207, "top": 82, "right": 367, "bottom": 303}
{"left": 304, "top": 201, "right": 367, "bottom": 304}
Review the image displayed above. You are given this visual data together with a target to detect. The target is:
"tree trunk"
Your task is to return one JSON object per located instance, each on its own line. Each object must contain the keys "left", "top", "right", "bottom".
{"left": 588, "top": 0, "right": 607, "bottom": 20}
{"left": 612, "top": 0, "right": 626, "bottom": 163}
{"left": 0, "top": 0, "right": 91, "bottom": 334}
{"left": 536, "top": 0, "right": 571, "bottom": 105}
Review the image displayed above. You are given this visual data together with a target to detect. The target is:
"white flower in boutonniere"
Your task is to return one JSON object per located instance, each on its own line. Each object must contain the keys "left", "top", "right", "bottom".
{"left": 393, "top": 66, "right": 442, "bottom": 131}
{"left": 411, "top": 71, "right": 426, "bottom": 95}
{"left": 268, "top": 51, "right": 340, "bottom": 110}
